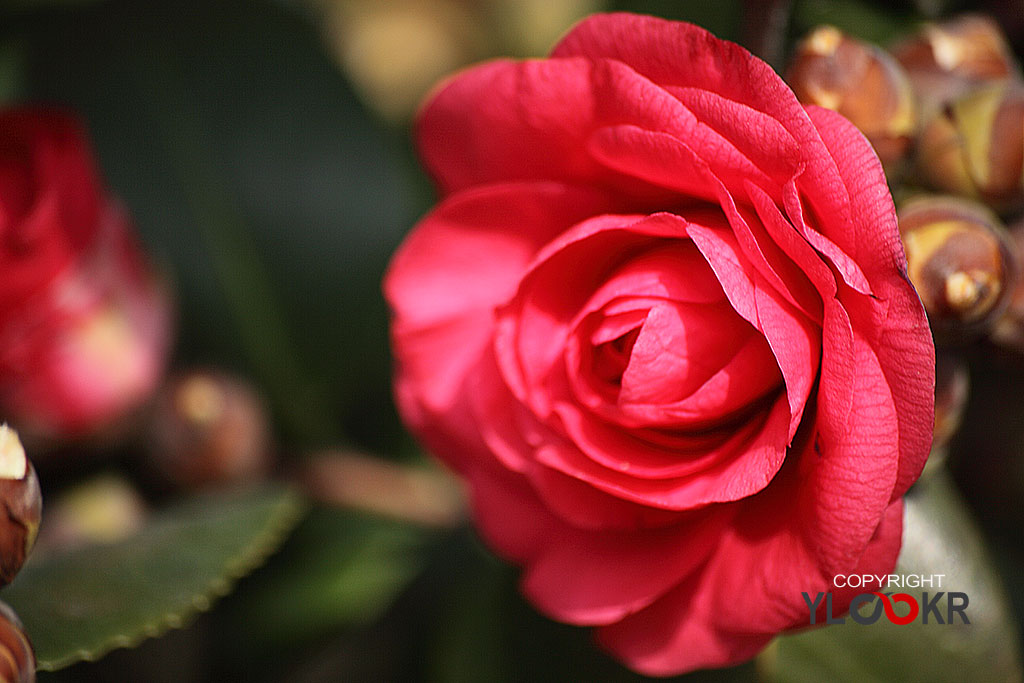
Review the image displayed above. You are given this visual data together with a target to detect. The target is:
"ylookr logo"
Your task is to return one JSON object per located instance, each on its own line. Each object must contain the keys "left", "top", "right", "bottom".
{"left": 803, "top": 574, "right": 970, "bottom": 626}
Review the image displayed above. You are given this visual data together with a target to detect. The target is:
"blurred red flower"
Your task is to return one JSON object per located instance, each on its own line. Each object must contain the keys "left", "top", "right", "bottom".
{"left": 0, "top": 109, "right": 171, "bottom": 438}
{"left": 386, "top": 13, "right": 935, "bottom": 675}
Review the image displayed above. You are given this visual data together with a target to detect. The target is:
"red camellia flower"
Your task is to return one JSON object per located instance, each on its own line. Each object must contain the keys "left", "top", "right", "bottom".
{"left": 385, "top": 13, "right": 935, "bottom": 675}
{"left": 0, "top": 109, "right": 172, "bottom": 438}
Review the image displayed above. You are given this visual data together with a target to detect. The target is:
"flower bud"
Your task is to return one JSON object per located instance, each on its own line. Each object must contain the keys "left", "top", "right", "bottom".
{"left": 915, "top": 82, "right": 1024, "bottom": 214}
{"left": 146, "top": 370, "right": 272, "bottom": 490}
{"left": 0, "top": 602, "right": 35, "bottom": 683}
{"left": 0, "top": 427, "right": 41, "bottom": 587}
{"left": 34, "top": 474, "right": 146, "bottom": 553}
{"left": 892, "top": 14, "right": 1020, "bottom": 116}
{"left": 898, "top": 195, "right": 1017, "bottom": 336}
{"left": 786, "top": 26, "right": 916, "bottom": 169}
{"left": 0, "top": 109, "right": 173, "bottom": 440}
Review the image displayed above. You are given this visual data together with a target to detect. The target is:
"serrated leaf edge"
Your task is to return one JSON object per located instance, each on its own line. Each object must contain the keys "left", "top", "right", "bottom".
{"left": 38, "top": 488, "right": 308, "bottom": 671}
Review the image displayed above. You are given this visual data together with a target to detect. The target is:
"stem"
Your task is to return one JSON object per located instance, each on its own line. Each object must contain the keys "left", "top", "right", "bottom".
{"left": 299, "top": 451, "right": 465, "bottom": 528}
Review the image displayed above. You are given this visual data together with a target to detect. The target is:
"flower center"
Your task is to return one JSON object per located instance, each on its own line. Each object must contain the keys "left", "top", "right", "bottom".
{"left": 591, "top": 327, "right": 641, "bottom": 389}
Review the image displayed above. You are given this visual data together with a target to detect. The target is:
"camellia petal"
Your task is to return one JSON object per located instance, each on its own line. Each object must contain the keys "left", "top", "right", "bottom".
{"left": 551, "top": 13, "right": 838, "bottom": 184}
{"left": 805, "top": 332, "right": 901, "bottom": 574}
{"left": 534, "top": 396, "right": 790, "bottom": 509}
{"left": 522, "top": 503, "right": 732, "bottom": 626}
{"left": 804, "top": 105, "right": 934, "bottom": 500}
{"left": 386, "top": 182, "right": 619, "bottom": 419}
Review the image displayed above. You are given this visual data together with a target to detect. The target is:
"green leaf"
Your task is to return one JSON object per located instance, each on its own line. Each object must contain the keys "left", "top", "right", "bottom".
{"left": 759, "top": 470, "right": 1024, "bottom": 683}
{"left": 3, "top": 485, "right": 305, "bottom": 671}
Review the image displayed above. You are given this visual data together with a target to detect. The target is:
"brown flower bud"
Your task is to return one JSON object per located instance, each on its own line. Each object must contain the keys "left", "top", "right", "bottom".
{"left": 147, "top": 370, "right": 273, "bottom": 490}
{"left": 892, "top": 14, "right": 1020, "bottom": 116}
{"left": 916, "top": 82, "right": 1024, "bottom": 214}
{"left": 786, "top": 26, "right": 917, "bottom": 169}
{"left": 0, "top": 427, "right": 41, "bottom": 588}
{"left": 34, "top": 474, "right": 146, "bottom": 553}
{"left": 0, "top": 602, "right": 35, "bottom": 683}
{"left": 898, "top": 195, "right": 1017, "bottom": 336}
